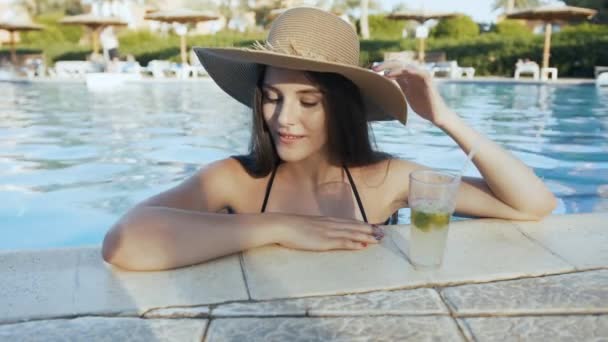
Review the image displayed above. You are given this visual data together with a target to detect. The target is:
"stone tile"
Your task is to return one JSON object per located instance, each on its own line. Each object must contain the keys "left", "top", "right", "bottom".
{"left": 73, "top": 247, "right": 248, "bottom": 315}
{"left": 0, "top": 248, "right": 79, "bottom": 323}
{"left": 0, "top": 246, "right": 248, "bottom": 323}
{"left": 143, "top": 306, "right": 210, "bottom": 318}
{"left": 205, "top": 316, "right": 464, "bottom": 341}
{"left": 458, "top": 315, "right": 608, "bottom": 342}
{"left": 241, "top": 229, "right": 429, "bottom": 300}
{"left": 442, "top": 270, "right": 608, "bottom": 315}
{"left": 0, "top": 317, "right": 207, "bottom": 342}
{"left": 514, "top": 213, "right": 608, "bottom": 269}
{"left": 213, "top": 288, "right": 447, "bottom": 317}
{"left": 389, "top": 219, "right": 575, "bottom": 284}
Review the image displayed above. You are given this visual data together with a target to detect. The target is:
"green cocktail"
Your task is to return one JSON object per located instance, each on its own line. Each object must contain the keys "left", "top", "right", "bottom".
{"left": 409, "top": 170, "right": 460, "bottom": 269}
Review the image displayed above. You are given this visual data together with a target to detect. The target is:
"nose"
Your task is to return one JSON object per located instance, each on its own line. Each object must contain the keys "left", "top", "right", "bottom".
{"left": 276, "top": 98, "right": 299, "bottom": 126}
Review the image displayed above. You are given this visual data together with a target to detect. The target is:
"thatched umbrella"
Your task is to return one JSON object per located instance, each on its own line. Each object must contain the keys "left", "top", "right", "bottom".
{"left": 387, "top": 11, "right": 459, "bottom": 62}
{"left": 507, "top": 5, "right": 597, "bottom": 69}
{"left": 59, "top": 14, "right": 127, "bottom": 55}
{"left": 0, "top": 21, "right": 43, "bottom": 64}
{"left": 144, "top": 9, "right": 219, "bottom": 65}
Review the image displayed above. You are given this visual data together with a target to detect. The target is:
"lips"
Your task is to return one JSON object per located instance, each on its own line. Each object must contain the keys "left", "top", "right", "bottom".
{"left": 277, "top": 132, "right": 305, "bottom": 144}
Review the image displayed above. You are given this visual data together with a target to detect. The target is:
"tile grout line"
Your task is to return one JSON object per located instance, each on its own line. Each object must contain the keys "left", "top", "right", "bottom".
{"left": 201, "top": 318, "right": 212, "bottom": 342}
{"left": 512, "top": 222, "right": 578, "bottom": 269}
{"left": 238, "top": 252, "right": 252, "bottom": 300}
{"left": 436, "top": 287, "right": 472, "bottom": 342}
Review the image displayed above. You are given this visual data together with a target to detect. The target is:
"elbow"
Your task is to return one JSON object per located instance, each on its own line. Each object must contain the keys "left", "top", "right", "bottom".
{"left": 520, "top": 193, "right": 558, "bottom": 221}
{"left": 101, "top": 209, "right": 177, "bottom": 271}
{"left": 101, "top": 222, "right": 133, "bottom": 269}
{"left": 101, "top": 214, "right": 151, "bottom": 271}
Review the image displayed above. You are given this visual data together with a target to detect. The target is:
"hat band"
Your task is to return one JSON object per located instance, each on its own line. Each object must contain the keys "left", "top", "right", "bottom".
{"left": 248, "top": 40, "right": 356, "bottom": 66}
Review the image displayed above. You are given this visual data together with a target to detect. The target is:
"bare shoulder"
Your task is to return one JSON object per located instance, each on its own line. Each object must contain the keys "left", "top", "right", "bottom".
{"left": 356, "top": 158, "right": 422, "bottom": 184}
{"left": 134, "top": 157, "right": 255, "bottom": 213}
{"left": 354, "top": 158, "right": 425, "bottom": 208}
{"left": 198, "top": 157, "right": 270, "bottom": 213}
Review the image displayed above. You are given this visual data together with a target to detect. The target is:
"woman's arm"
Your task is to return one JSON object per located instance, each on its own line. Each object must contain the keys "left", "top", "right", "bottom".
{"left": 102, "top": 159, "right": 278, "bottom": 271}
{"left": 373, "top": 62, "right": 556, "bottom": 220}
{"left": 437, "top": 109, "right": 556, "bottom": 219}
{"left": 103, "top": 208, "right": 284, "bottom": 271}
{"left": 102, "top": 159, "right": 380, "bottom": 271}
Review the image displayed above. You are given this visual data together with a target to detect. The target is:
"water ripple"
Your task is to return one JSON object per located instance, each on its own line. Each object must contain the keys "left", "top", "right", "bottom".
{"left": 0, "top": 81, "right": 606, "bottom": 249}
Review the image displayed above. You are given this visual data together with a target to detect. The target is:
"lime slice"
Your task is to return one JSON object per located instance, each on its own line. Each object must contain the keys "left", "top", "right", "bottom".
{"left": 430, "top": 212, "right": 450, "bottom": 228}
{"left": 412, "top": 210, "right": 431, "bottom": 232}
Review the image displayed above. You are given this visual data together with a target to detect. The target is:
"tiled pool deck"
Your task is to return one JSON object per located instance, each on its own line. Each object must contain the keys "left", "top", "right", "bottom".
{"left": 1, "top": 213, "right": 606, "bottom": 341}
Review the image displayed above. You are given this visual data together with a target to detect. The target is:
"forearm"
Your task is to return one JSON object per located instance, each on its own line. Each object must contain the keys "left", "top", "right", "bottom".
{"left": 102, "top": 206, "right": 279, "bottom": 271}
{"left": 437, "top": 110, "right": 556, "bottom": 217}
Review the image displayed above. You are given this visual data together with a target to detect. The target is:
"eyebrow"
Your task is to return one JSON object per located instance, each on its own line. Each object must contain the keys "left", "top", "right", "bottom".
{"left": 262, "top": 84, "right": 322, "bottom": 95}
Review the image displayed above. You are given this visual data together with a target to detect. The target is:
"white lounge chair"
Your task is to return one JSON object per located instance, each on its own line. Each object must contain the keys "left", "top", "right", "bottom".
{"left": 50, "top": 61, "right": 95, "bottom": 78}
{"left": 514, "top": 60, "right": 540, "bottom": 80}
{"left": 189, "top": 49, "right": 208, "bottom": 78}
{"left": 383, "top": 51, "right": 417, "bottom": 65}
{"left": 431, "top": 61, "right": 475, "bottom": 79}
{"left": 596, "top": 66, "right": 608, "bottom": 87}
{"left": 144, "top": 60, "right": 175, "bottom": 78}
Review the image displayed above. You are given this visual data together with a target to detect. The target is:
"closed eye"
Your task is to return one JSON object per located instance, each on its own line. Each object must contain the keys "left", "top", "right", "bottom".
{"left": 301, "top": 101, "right": 319, "bottom": 107}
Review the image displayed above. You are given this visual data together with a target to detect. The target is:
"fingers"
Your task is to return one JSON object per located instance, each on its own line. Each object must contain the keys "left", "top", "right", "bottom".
{"left": 325, "top": 229, "right": 380, "bottom": 244}
{"left": 371, "top": 60, "right": 429, "bottom": 79}
{"left": 331, "top": 239, "right": 368, "bottom": 250}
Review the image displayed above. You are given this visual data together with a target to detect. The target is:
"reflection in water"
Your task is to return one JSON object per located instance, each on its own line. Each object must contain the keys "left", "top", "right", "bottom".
{"left": 0, "top": 81, "right": 606, "bottom": 249}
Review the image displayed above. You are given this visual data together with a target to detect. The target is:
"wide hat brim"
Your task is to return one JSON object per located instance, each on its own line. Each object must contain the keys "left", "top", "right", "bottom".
{"left": 193, "top": 47, "right": 408, "bottom": 125}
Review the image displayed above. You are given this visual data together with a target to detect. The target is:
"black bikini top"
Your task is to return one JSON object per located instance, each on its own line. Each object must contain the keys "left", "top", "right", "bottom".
{"left": 260, "top": 164, "right": 398, "bottom": 225}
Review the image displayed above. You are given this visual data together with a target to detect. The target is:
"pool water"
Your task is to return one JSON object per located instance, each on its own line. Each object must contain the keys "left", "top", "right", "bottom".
{"left": 1, "top": 80, "right": 607, "bottom": 250}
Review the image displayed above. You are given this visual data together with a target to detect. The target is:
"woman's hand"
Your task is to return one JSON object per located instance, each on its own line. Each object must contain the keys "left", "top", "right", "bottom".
{"left": 269, "top": 213, "right": 385, "bottom": 251}
{"left": 372, "top": 61, "right": 453, "bottom": 127}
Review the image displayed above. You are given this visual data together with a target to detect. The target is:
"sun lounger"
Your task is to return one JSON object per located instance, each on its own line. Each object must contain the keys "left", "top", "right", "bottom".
{"left": 383, "top": 51, "right": 417, "bottom": 65}
{"left": 189, "top": 50, "right": 208, "bottom": 78}
{"left": 430, "top": 61, "right": 475, "bottom": 79}
{"left": 514, "top": 60, "right": 540, "bottom": 80}
{"left": 596, "top": 66, "right": 608, "bottom": 87}
{"left": 595, "top": 66, "right": 608, "bottom": 78}
{"left": 50, "top": 61, "right": 95, "bottom": 78}
{"left": 143, "top": 60, "right": 175, "bottom": 78}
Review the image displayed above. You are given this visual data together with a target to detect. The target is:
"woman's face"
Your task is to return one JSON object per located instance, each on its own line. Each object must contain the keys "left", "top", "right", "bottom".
{"left": 262, "top": 67, "right": 328, "bottom": 163}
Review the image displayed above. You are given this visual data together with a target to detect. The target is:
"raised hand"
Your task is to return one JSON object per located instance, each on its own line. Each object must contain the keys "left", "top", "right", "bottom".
{"left": 373, "top": 61, "right": 453, "bottom": 128}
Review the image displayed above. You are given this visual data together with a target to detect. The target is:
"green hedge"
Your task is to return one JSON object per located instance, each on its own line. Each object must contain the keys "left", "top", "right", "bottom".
{"left": 361, "top": 24, "right": 608, "bottom": 77}
{"left": 12, "top": 14, "right": 608, "bottom": 78}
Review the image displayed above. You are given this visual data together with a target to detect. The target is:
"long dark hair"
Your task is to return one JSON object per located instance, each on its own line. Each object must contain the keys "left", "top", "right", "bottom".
{"left": 233, "top": 65, "right": 390, "bottom": 177}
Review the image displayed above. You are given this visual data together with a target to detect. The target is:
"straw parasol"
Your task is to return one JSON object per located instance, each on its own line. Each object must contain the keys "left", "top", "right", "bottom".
{"left": 144, "top": 9, "right": 219, "bottom": 65}
{"left": 387, "top": 10, "right": 459, "bottom": 62}
{"left": 0, "top": 21, "right": 43, "bottom": 64}
{"left": 60, "top": 14, "right": 127, "bottom": 55}
{"left": 506, "top": 5, "right": 597, "bottom": 69}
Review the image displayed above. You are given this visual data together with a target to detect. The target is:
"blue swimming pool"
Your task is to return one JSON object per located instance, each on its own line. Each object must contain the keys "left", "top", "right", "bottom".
{"left": 1, "top": 80, "right": 607, "bottom": 250}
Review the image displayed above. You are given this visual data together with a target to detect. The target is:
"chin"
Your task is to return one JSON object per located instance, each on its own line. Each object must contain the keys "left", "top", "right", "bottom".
{"left": 276, "top": 148, "right": 310, "bottom": 162}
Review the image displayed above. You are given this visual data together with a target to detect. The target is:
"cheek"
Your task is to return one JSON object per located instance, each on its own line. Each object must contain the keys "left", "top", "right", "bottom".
{"left": 262, "top": 104, "right": 275, "bottom": 123}
{"left": 303, "top": 109, "right": 328, "bottom": 142}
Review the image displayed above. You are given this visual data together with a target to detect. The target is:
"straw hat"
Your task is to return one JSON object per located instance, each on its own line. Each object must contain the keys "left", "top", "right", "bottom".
{"left": 193, "top": 7, "right": 408, "bottom": 125}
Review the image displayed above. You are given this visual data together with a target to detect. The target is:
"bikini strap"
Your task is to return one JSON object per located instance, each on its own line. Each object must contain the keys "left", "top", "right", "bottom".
{"left": 343, "top": 166, "right": 369, "bottom": 223}
{"left": 261, "top": 165, "right": 278, "bottom": 213}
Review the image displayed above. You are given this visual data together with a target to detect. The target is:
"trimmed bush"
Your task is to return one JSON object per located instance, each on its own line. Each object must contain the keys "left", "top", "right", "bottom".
{"left": 431, "top": 15, "right": 480, "bottom": 39}
{"left": 494, "top": 19, "right": 532, "bottom": 37}
{"left": 367, "top": 14, "right": 406, "bottom": 40}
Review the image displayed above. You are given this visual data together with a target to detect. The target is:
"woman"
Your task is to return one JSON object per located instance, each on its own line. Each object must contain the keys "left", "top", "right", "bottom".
{"left": 102, "top": 8, "right": 556, "bottom": 271}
